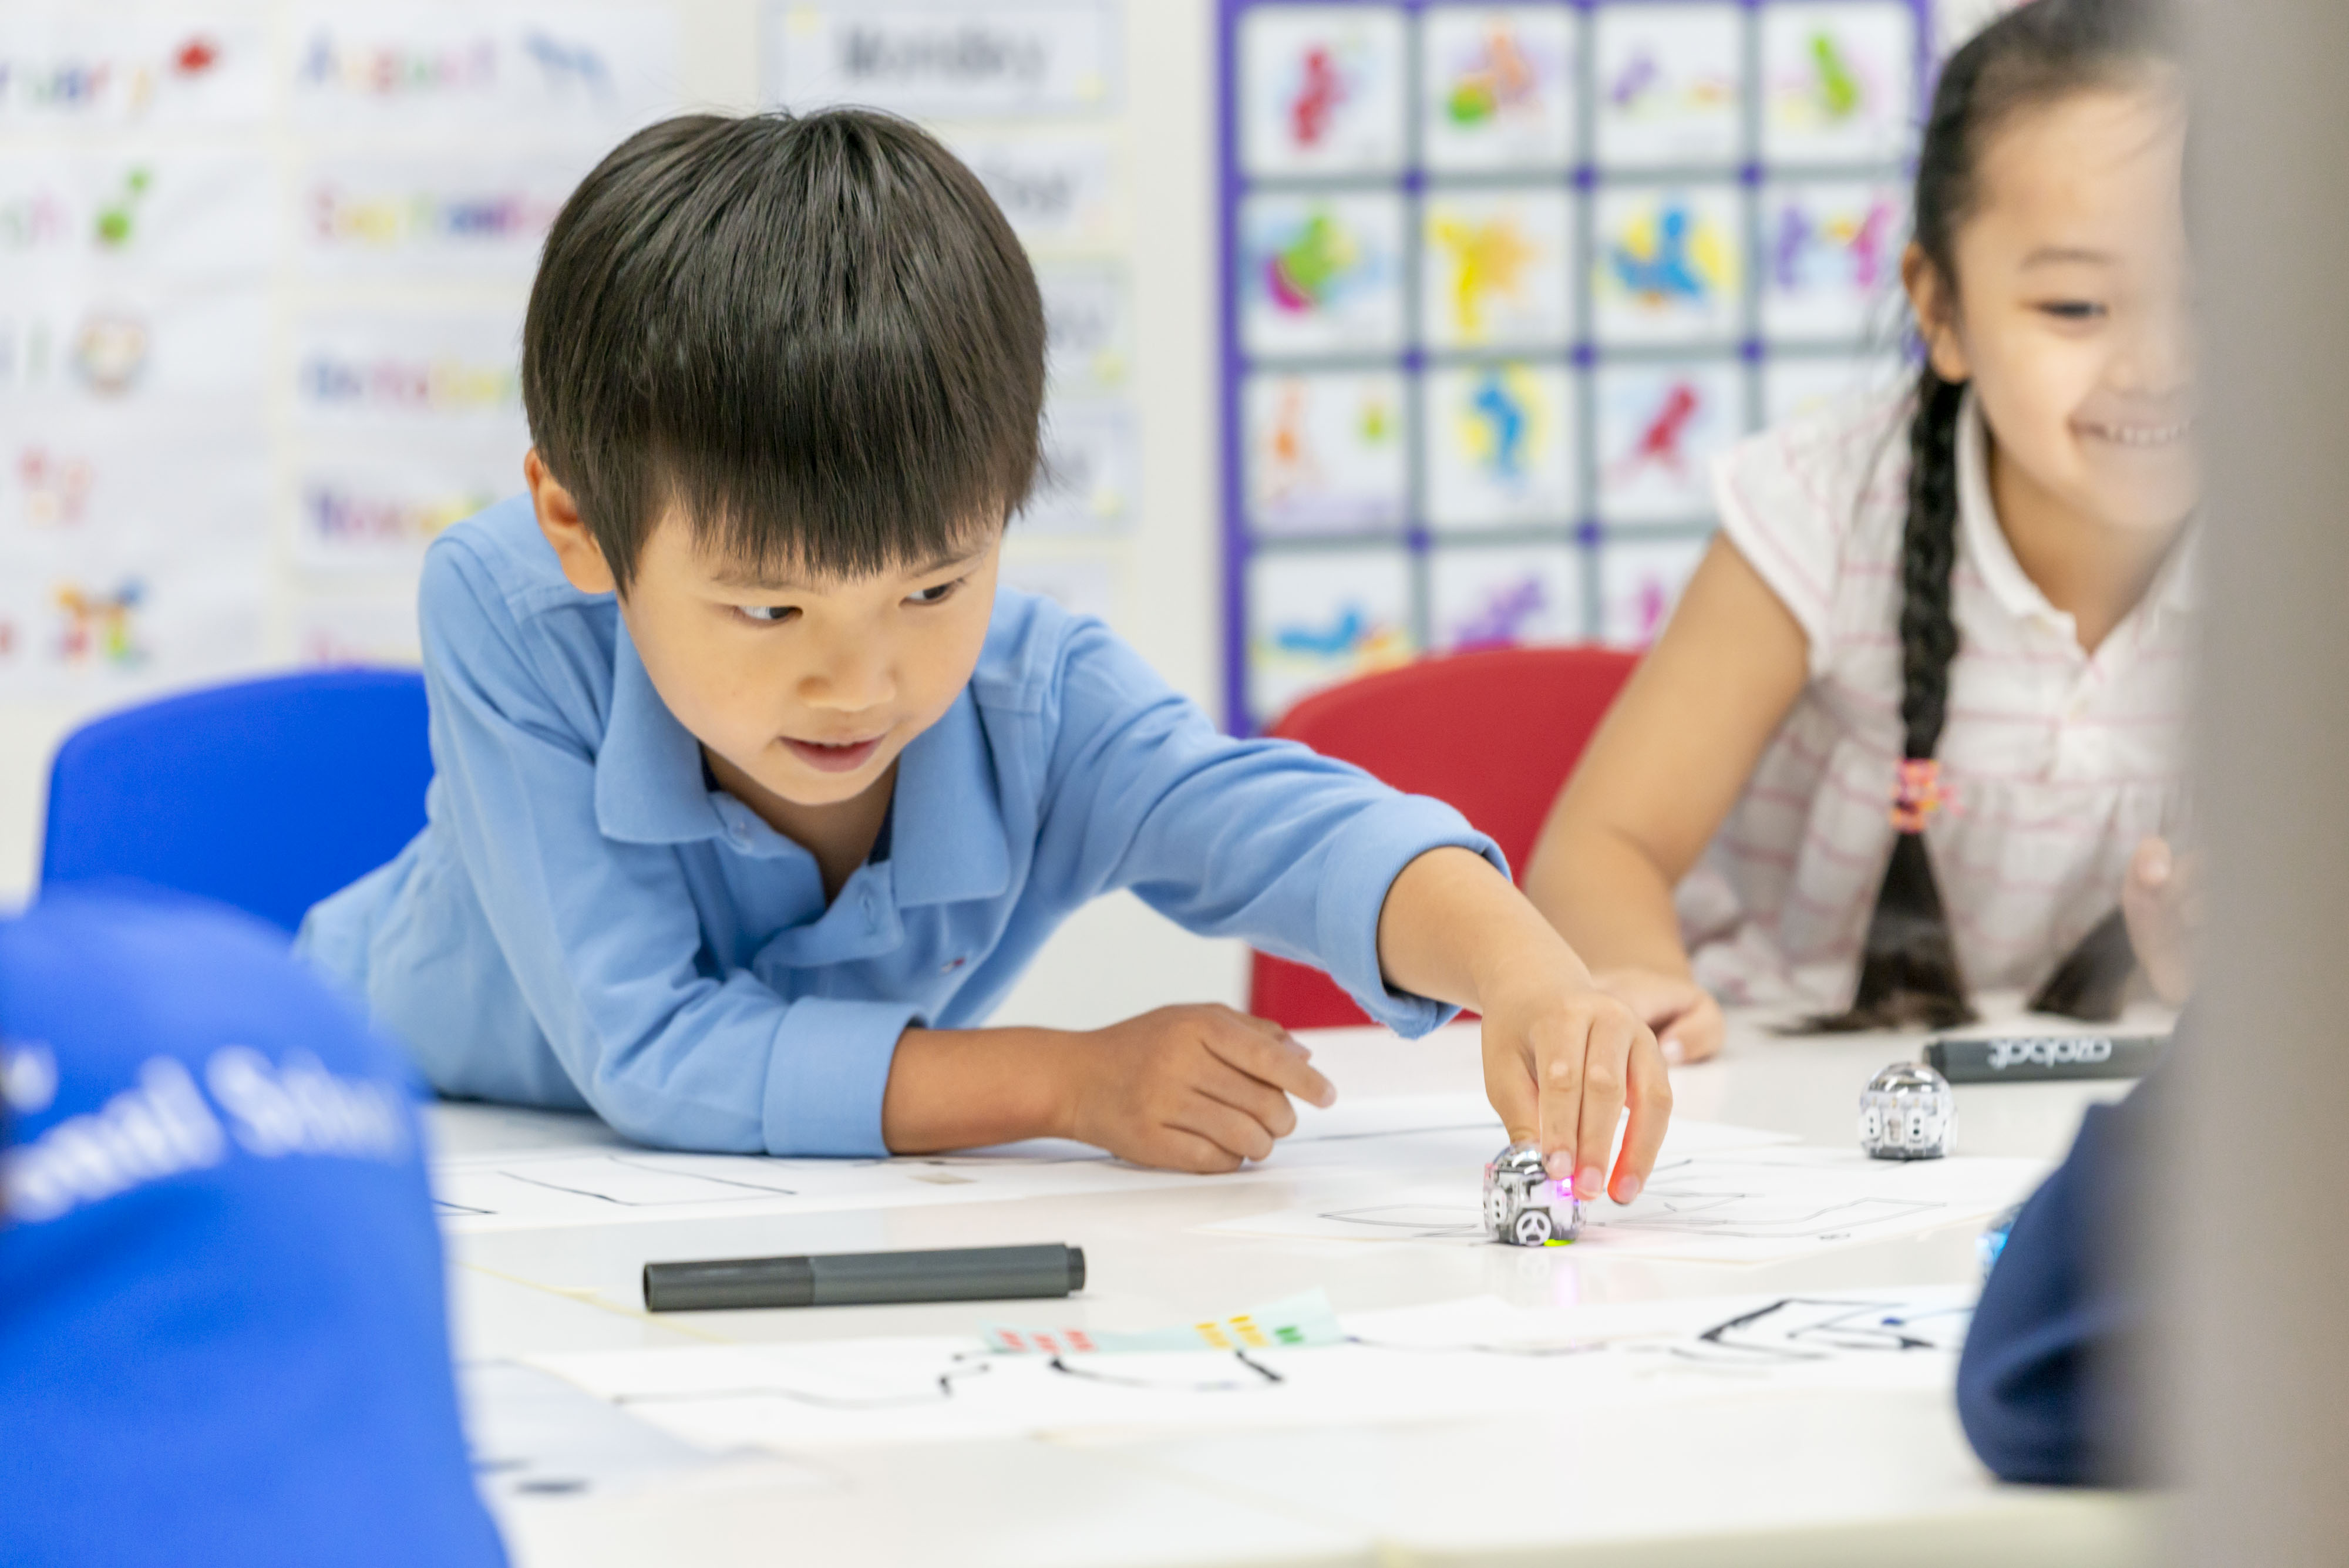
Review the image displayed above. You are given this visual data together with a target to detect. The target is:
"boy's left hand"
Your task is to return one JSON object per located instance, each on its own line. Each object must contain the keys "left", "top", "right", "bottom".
{"left": 1479, "top": 973, "right": 1671, "bottom": 1206}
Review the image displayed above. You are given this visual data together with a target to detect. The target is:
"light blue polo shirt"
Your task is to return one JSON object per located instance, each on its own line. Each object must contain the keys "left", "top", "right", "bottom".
{"left": 299, "top": 496, "right": 1498, "bottom": 1157}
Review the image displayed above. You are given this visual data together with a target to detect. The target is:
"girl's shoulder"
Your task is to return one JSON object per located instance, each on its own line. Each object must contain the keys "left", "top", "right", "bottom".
{"left": 1709, "top": 383, "right": 1914, "bottom": 668}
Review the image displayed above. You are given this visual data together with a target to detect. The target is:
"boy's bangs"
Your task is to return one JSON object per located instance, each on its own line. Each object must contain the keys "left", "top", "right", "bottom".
{"left": 523, "top": 109, "right": 1045, "bottom": 593}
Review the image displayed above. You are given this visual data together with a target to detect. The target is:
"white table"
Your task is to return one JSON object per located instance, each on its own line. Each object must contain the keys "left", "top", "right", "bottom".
{"left": 441, "top": 1000, "right": 2165, "bottom": 1567}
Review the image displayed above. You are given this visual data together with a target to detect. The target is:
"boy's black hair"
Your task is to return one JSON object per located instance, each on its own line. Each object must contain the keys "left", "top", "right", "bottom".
{"left": 1807, "top": 0, "right": 2175, "bottom": 1032}
{"left": 522, "top": 109, "right": 1045, "bottom": 592}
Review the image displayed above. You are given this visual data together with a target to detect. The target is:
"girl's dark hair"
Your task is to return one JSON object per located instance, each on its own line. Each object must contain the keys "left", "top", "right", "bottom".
{"left": 523, "top": 108, "right": 1045, "bottom": 592}
{"left": 1805, "top": 0, "right": 2175, "bottom": 1032}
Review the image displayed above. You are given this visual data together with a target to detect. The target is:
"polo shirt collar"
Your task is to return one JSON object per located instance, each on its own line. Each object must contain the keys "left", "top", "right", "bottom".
{"left": 594, "top": 622, "right": 1014, "bottom": 909}
{"left": 1954, "top": 388, "right": 2202, "bottom": 634}
{"left": 887, "top": 691, "right": 1012, "bottom": 907}
{"left": 595, "top": 623, "right": 724, "bottom": 845}
{"left": 1955, "top": 388, "right": 2060, "bottom": 627}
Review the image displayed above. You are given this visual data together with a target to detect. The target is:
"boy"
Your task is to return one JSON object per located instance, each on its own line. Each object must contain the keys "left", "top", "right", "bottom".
{"left": 2, "top": 887, "right": 504, "bottom": 1567}
{"left": 300, "top": 109, "right": 1670, "bottom": 1201}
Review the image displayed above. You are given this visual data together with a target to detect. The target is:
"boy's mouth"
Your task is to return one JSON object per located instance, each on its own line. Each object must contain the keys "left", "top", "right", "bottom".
{"left": 782, "top": 734, "right": 886, "bottom": 773}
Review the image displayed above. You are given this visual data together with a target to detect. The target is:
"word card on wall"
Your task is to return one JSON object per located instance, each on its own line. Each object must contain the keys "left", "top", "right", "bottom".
{"left": 1219, "top": 0, "right": 1927, "bottom": 731}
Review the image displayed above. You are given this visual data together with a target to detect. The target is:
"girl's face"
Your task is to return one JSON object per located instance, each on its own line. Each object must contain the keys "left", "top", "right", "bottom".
{"left": 1909, "top": 83, "right": 2195, "bottom": 535}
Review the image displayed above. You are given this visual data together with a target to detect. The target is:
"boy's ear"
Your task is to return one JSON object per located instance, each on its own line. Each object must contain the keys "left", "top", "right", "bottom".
{"left": 1900, "top": 242, "right": 1971, "bottom": 386}
{"left": 523, "top": 449, "right": 618, "bottom": 597}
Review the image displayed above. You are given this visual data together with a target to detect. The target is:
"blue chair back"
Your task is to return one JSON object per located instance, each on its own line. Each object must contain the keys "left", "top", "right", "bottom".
{"left": 40, "top": 669, "right": 434, "bottom": 936}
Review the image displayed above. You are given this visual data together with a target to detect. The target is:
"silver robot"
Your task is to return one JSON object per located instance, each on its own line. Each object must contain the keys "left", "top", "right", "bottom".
{"left": 1858, "top": 1061, "right": 1957, "bottom": 1160}
{"left": 1482, "top": 1140, "right": 1584, "bottom": 1246}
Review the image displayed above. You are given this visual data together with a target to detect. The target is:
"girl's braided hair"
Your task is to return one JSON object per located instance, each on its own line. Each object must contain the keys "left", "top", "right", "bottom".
{"left": 1804, "top": 0, "right": 2173, "bottom": 1032}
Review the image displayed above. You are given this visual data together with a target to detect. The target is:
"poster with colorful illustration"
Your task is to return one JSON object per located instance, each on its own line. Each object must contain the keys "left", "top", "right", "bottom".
{"left": 1247, "top": 548, "right": 1414, "bottom": 719}
{"left": 1590, "top": 184, "right": 1743, "bottom": 345}
{"left": 1239, "top": 5, "right": 1408, "bottom": 176}
{"left": 1590, "top": 3, "right": 1742, "bottom": 168}
{"left": 1243, "top": 369, "right": 1408, "bottom": 535}
{"left": 1204, "top": 0, "right": 1932, "bottom": 726}
{"left": 1239, "top": 190, "right": 1408, "bottom": 358}
{"left": 1760, "top": 2, "right": 1918, "bottom": 166}
{"left": 1420, "top": 187, "right": 1572, "bottom": 350}
{"left": 1758, "top": 180, "right": 1907, "bottom": 342}
{"left": 1600, "top": 533, "right": 1709, "bottom": 648}
{"left": 1428, "top": 542, "right": 1583, "bottom": 653}
{"left": 1593, "top": 361, "right": 1744, "bottom": 524}
{"left": 1422, "top": 361, "right": 1574, "bottom": 529}
{"left": 1419, "top": 7, "right": 1574, "bottom": 172}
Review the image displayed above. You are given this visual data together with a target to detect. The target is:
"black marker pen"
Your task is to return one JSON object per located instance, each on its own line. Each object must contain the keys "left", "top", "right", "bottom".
{"left": 642, "top": 1243, "right": 1086, "bottom": 1313}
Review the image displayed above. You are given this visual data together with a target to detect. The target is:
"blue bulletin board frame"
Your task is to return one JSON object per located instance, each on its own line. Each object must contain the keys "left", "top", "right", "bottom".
{"left": 1217, "top": 0, "right": 1936, "bottom": 733}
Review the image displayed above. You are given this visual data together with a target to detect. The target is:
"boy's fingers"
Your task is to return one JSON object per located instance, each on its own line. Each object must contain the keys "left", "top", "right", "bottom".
{"left": 1153, "top": 1126, "right": 1244, "bottom": 1175}
{"left": 1573, "top": 1011, "right": 1638, "bottom": 1202}
{"left": 1197, "top": 1057, "right": 1299, "bottom": 1140}
{"left": 1205, "top": 1021, "right": 1336, "bottom": 1108}
{"left": 1610, "top": 1032, "right": 1674, "bottom": 1203}
{"left": 1233, "top": 1009, "right": 1312, "bottom": 1057}
{"left": 1533, "top": 1014, "right": 1584, "bottom": 1180}
{"left": 1483, "top": 1048, "right": 1539, "bottom": 1147}
{"left": 1170, "top": 1092, "right": 1277, "bottom": 1165}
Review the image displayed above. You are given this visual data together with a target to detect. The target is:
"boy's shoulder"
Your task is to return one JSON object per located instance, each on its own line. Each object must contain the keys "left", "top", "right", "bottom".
{"left": 967, "top": 585, "right": 1093, "bottom": 719}
{"left": 423, "top": 493, "right": 606, "bottom": 628}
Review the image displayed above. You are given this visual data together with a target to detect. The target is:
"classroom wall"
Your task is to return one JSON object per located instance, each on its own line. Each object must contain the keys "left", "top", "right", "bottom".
{"left": 0, "top": 0, "right": 2013, "bottom": 1022}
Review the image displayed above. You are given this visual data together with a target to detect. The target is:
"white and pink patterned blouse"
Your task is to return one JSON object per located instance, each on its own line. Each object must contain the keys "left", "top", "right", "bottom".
{"left": 1680, "top": 386, "right": 2196, "bottom": 1010}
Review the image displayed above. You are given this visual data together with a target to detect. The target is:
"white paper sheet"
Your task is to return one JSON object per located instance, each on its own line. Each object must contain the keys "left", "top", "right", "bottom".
{"left": 526, "top": 1284, "right": 1977, "bottom": 1451}
{"left": 1197, "top": 1145, "right": 2047, "bottom": 1265}
{"left": 430, "top": 1098, "right": 1790, "bottom": 1236}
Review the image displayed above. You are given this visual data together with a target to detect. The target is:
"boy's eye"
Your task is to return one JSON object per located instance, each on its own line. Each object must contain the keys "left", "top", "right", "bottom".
{"left": 2038, "top": 300, "right": 2106, "bottom": 321}
{"left": 907, "top": 578, "right": 963, "bottom": 607}
{"left": 736, "top": 604, "right": 797, "bottom": 625}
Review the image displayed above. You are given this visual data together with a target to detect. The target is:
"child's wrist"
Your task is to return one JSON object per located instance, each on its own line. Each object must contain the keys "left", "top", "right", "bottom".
{"left": 1465, "top": 914, "right": 1593, "bottom": 1012}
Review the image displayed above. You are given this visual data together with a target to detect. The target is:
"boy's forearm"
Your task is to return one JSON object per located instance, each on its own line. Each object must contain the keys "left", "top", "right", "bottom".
{"left": 881, "top": 1025, "right": 1080, "bottom": 1152}
{"left": 1375, "top": 846, "right": 1592, "bottom": 1011}
{"left": 1522, "top": 821, "right": 1695, "bottom": 980}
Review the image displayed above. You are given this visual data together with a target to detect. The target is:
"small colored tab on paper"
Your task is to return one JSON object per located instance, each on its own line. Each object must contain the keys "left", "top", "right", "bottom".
{"left": 982, "top": 1288, "right": 1345, "bottom": 1355}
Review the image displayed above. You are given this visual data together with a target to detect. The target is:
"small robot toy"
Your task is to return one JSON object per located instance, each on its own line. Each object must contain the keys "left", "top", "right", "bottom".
{"left": 1858, "top": 1062, "right": 1957, "bottom": 1160}
{"left": 1482, "top": 1140, "right": 1584, "bottom": 1246}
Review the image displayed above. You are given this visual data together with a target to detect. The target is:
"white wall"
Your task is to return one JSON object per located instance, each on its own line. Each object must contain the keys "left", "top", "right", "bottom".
{"left": 0, "top": 0, "right": 1246, "bottom": 1022}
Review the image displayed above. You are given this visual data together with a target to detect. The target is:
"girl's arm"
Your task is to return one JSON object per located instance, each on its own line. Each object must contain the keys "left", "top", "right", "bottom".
{"left": 1522, "top": 535, "right": 1812, "bottom": 1059}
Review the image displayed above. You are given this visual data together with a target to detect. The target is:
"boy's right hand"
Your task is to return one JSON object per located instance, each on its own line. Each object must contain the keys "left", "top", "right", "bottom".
{"left": 1591, "top": 967, "right": 1724, "bottom": 1065}
{"left": 1060, "top": 1004, "right": 1336, "bottom": 1173}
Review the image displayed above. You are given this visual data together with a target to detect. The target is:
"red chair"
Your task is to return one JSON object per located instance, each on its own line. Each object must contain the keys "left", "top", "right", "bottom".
{"left": 1248, "top": 644, "right": 1641, "bottom": 1029}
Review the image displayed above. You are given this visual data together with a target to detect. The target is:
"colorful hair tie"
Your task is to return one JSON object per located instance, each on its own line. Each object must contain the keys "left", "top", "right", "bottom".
{"left": 1889, "top": 758, "right": 1951, "bottom": 833}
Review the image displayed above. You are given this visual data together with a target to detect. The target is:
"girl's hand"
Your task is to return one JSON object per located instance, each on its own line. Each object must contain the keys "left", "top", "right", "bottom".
{"left": 1479, "top": 976, "right": 1671, "bottom": 1205}
{"left": 1590, "top": 966, "right": 1725, "bottom": 1065}
{"left": 1059, "top": 1004, "right": 1336, "bottom": 1173}
{"left": 2122, "top": 835, "right": 2200, "bottom": 1006}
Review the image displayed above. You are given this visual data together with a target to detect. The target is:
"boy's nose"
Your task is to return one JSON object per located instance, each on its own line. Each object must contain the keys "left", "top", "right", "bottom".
{"left": 799, "top": 645, "right": 895, "bottom": 712}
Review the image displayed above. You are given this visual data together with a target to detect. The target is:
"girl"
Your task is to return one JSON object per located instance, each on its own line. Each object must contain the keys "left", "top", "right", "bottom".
{"left": 1525, "top": 0, "right": 2195, "bottom": 1061}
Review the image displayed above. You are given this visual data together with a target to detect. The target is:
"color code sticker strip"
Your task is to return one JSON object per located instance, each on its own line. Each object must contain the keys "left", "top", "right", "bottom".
{"left": 984, "top": 1288, "right": 1347, "bottom": 1355}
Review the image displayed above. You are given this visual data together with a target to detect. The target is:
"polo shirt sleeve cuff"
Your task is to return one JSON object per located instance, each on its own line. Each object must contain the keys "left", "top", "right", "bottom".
{"left": 1313, "top": 796, "right": 1507, "bottom": 1039}
{"left": 762, "top": 997, "right": 924, "bottom": 1156}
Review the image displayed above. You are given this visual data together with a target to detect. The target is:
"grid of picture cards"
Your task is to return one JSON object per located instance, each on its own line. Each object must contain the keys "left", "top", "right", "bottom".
{"left": 1222, "top": 0, "right": 1928, "bottom": 729}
